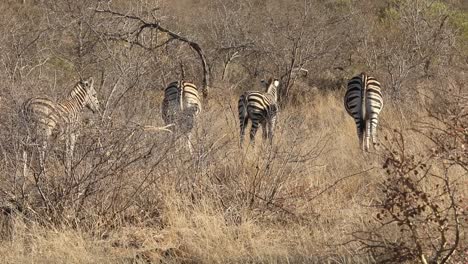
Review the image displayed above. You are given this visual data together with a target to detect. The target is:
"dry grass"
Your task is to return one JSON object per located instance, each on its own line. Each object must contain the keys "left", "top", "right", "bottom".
{"left": 0, "top": 0, "right": 466, "bottom": 262}
{"left": 2, "top": 85, "right": 454, "bottom": 264}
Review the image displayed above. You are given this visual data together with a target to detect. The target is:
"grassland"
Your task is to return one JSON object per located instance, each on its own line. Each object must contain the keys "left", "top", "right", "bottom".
{"left": 2, "top": 85, "right": 465, "bottom": 263}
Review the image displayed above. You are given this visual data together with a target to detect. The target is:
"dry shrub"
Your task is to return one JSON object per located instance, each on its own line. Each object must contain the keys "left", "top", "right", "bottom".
{"left": 0, "top": 0, "right": 466, "bottom": 263}
{"left": 353, "top": 90, "right": 467, "bottom": 263}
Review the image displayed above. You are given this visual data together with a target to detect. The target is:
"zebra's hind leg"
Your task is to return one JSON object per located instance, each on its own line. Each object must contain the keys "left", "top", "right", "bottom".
{"left": 239, "top": 116, "right": 248, "bottom": 147}
{"left": 357, "top": 122, "right": 365, "bottom": 152}
{"left": 187, "top": 132, "right": 194, "bottom": 155}
{"left": 261, "top": 121, "right": 267, "bottom": 142}
{"left": 65, "top": 132, "right": 76, "bottom": 177}
{"left": 249, "top": 121, "right": 260, "bottom": 145}
{"left": 38, "top": 140, "right": 47, "bottom": 176}
{"left": 372, "top": 134, "right": 380, "bottom": 150}
{"left": 22, "top": 136, "right": 29, "bottom": 178}
{"left": 267, "top": 115, "right": 277, "bottom": 145}
{"left": 370, "top": 114, "right": 380, "bottom": 150}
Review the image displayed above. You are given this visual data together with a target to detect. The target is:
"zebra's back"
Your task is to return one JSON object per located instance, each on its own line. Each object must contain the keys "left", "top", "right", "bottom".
{"left": 181, "top": 82, "right": 202, "bottom": 114}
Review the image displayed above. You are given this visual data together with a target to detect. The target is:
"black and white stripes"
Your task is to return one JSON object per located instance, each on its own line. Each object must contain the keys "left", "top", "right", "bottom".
{"left": 238, "top": 78, "right": 280, "bottom": 146}
{"left": 22, "top": 78, "right": 100, "bottom": 136}
{"left": 21, "top": 77, "right": 100, "bottom": 174}
{"left": 161, "top": 80, "right": 201, "bottom": 153}
{"left": 344, "top": 72, "right": 383, "bottom": 151}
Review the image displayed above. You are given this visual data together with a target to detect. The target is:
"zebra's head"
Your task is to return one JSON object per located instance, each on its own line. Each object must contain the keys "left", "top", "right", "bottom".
{"left": 81, "top": 77, "right": 100, "bottom": 114}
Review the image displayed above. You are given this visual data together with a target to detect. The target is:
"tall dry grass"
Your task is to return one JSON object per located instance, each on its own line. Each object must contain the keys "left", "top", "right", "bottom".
{"left": 2, "top": 84, "right": 452, "bottom": 264}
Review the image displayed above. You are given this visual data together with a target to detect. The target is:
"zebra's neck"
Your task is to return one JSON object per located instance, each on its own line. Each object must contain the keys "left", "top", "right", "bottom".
{"left": 58, "top": 84, "right": 88, "bottom": 120}
{"left": 266, "top": 84, "right": 277, "bottom": 102}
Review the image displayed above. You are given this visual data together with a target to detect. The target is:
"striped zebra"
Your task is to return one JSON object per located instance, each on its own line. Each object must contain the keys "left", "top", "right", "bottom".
{"left": 21, "top": 77, "right": 100, "bottom": 175}
{"left": 344, "top": 72, "right": 383, "bottom": 151}
{"left": 238, "top": 78, "right": 280, "bottom": 146}
{"left": 161, "top": 80, "right": 201, "bottom": 154}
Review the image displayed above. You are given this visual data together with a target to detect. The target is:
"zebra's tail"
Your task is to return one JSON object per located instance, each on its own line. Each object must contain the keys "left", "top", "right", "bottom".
{"left": 359, "top": 92, "right": 366, "bottom": 140}
{"left": 238, "top": 93, "right": 249, "bottom": 147}
{"left": 360, "top": 73, "right": 368, "bottom": 151}
{"left": 238, "top": 94, "right": 248, "bottom": 121}
{"left": 179, "top": 80, "right": 184, "bottom": 111}
{"left": 359, "top": 115, "right": 366, "bottom": 150}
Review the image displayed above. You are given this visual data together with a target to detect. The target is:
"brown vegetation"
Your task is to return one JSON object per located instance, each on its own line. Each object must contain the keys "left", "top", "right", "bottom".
{"left": 0, "top": 0, "right": 466, "bottom": 263}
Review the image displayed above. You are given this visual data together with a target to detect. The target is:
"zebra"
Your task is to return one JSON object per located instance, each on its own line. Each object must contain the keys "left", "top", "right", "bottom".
{"left": 344, "top": 72, "right": 383, "bottom": 151}
{"left": 21, "top": 77, "right": 100, "bottom": 176}
{"left": 161, "top": 80, "right": 201, "bottom": 154}
{"left": 238, "top": 77, "right": 280, "bottom": 146}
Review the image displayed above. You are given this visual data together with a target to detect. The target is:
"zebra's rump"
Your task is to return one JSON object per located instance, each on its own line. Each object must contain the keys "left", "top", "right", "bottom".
{"left": 238, "top": 92, "right": 278, "bottom": 126}
{"left": 163, "top": 81, "right": 182, "bottom": 103}
{"left": 182, "top": 83, "right": 202, "bottom": 115}
{"left": 240, "top": 92, "right": 276, "bottom": 119}
{"left": 344, "top": 75, "right": 383, "bottom": 118}
{"left": 344, "top": 77, "right": 363, "bottom": 116}
{"left": 161, "top": 81, "right": 201, "bottom": 130}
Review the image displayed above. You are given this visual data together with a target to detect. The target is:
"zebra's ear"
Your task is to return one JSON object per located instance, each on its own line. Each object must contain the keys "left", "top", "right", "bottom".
{"left": 273, "top": 79, "right": 280, "bottom": 87}
{"left": 88, "top": 77, "right": 94, "bottom": 87}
